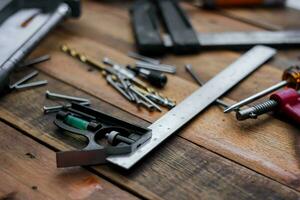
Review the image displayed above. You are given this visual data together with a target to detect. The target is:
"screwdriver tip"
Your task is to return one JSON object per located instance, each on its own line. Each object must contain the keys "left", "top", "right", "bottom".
{"left": 223, "top": 106, "right": 235, "bottom": 113}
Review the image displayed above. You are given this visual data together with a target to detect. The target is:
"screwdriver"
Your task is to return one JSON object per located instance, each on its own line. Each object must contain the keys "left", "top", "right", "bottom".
{"left": 236, "top": 88, "right": 300, "bottom": 124}
{"left": 127, "top": 65, "right": 168, "bottom": 88}
{"left": 224, "top": 66, "right": 300, "bottom": 113}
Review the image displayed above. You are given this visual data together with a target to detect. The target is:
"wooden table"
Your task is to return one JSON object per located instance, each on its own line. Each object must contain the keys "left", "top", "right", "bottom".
{"left": 1, "top": 1, "right": 300, "bottom": 199}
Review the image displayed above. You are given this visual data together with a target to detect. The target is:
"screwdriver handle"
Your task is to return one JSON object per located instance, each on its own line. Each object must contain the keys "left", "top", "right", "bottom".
{"left": 271, "top": 88, "right": 300, "bottom": 124}
{"left": 127, "top": 66, "right": 168, "bottom": 88}
{"left": 282, "top": 66, "right": 300, "bottom": 90}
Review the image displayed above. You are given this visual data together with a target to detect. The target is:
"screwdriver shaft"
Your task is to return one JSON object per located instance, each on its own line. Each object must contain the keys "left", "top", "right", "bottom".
{"left": 224, "top": 80, "right": 288, "bottom": 113}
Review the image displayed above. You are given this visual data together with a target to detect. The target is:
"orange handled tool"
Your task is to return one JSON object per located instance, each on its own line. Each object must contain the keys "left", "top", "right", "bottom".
{"left": 199, "top": 0, "right": 286, "bottom": 8}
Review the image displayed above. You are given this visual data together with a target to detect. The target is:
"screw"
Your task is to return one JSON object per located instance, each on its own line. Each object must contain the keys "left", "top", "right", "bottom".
{"left": 9, "top": 70, "right": 39, "bottom": 89}
{"left": 19, "top": 55, "right": 50, "bottom": 68}
{"left": 43, "top": 101, "right": 90, "bottom": 114}
{"left": 236, "top": 99, "right": 278, "bottom": 121}
{"left": 45, "top": 90, "right": 90, "bottom": 103}
{"left": 105, "top": 131, "right": 135, "bottom": 145}
{"left": 15, "top": 80, "right": 48, "bottom": 89}
{"left": 224, "top": 81, "right": 287, "bottom": 113}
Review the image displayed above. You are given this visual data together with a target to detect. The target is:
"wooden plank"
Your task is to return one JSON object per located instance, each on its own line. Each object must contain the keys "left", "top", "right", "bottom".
{"left": 0, "top": 121, "right": 138, "bottom": 200}
{"left": 0, "top": 72, "right": 299, "bottom": 199}
{"left": 23, "top": 0, "right": 300, "bottom": 191}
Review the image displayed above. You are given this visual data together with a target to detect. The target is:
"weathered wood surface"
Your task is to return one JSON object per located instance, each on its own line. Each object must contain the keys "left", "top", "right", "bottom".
{"left": 0, "top": 121, "right": 137, "bottom": 200}
{"left": 1, "top": 71, "right": 300, "bottom": 199}
{"left": 24, "top": 0, "right": 300, "bottom": 191}
{"left": 0, "top": 0, "right": 300, "bottom": 199}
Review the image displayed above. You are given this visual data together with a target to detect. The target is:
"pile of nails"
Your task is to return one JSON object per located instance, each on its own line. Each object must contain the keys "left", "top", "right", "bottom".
{"left": 102, "top": 57, "right": 176, "bottom": 112}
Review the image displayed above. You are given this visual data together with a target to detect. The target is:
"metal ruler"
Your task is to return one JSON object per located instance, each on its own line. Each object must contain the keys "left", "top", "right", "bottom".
{"left": 107, "top": 45, "right": 277, "bottom": 169}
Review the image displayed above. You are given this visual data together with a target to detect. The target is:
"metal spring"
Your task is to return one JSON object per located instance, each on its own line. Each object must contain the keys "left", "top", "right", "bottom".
{"left": 251, "top": 100, "right": 278, "bottom": 116}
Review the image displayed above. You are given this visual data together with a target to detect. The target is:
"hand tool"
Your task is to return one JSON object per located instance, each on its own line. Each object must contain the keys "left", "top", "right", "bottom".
{"left": 19, "top": 55, "right": 51, "bottom": 68}
{"left": 15, "top": 80, "right": 48, "bottom": 89}
{"left": 185, "top": 64, "right": 230, "bottom": 108}
{"left": 0, "top": 0, "right": 80, "bottom": 95}
{"left": 135, "top": 61, "right": 177, "bottom": 74}
{"left": 107, "top": 45, "right": 276, "bottom": 169}
{"left": 128, "top": 52, "right": 160, "bottom": 65}
{"left": 9, "top": 70, "right": 48, "bottom": 90}
{"left": 130, "top": 0, "right": 300, "bottom": 55}
{"left": 224, "top": 66, "right": 300, "bottom": 113}
{"left": 236, "top": 88, "right": 300, "bottom": 124}
{"left": 46, "top": 90, "right": 90, "bottom": 103}
{"left": 55, "top": 103, "right": 152, "bottom": 167}
{"left": 197, "top": 0, "right": 286, "bottom": 8}
{"left": 127, "top": 65, "right": 168, "bottom": 88}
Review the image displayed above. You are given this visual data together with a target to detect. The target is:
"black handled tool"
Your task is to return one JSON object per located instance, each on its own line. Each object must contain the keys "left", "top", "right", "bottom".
{"left": 130, "top": 0, "right": 200, "bottom": 55}
{"left": 155, "top": 0, "right": 200, "bottom": 54}
{"left": 130, "top": 0, "right": 165, "bottom": 55}
{"left": 127, "top": 65, "right": 168, "bottom": 88}
{"left": 130, "top": 0, "right": 300, "bottom": 55}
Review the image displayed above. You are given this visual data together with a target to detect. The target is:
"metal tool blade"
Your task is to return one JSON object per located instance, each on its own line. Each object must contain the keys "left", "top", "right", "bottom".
{"left": 107, "top": 45, "right": 277, "bottom": 169}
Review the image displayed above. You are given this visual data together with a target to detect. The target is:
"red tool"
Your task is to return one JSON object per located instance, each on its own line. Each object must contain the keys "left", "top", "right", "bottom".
{"left": 236, "top": 88, "right": 300, "bottom": 124}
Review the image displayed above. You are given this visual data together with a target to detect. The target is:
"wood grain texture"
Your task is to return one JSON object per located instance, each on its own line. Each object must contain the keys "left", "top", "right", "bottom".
{"left": 208, "top": 3, "right": 300, "bottom": 72}
{"left": 0, "top": 121, "right": 138, "bottom": 200}
{"left": 0, "top": 72, "right": 299, "bottom": 200}
{"left": 23, "top": 0, "right": 300, "bottom": 191}
{"left": 220, "top": 7, "right": 300, "bottom": 30}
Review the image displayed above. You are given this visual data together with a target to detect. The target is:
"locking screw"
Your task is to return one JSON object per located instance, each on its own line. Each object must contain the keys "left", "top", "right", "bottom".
{"left": 105, "top": 131, "right": 135, "bottom": 145}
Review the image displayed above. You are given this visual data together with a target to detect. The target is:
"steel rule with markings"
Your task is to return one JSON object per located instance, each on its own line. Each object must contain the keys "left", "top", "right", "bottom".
{"left": 107, "top": 45, "right": 277, "bottom": 169}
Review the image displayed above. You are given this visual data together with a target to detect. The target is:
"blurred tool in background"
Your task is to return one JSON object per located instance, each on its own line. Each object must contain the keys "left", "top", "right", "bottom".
{"left": 130, "top": 0, "right": 300, "bottom": 55}
{"left": 197, "top": 0, "right": 286, "bottom": 8}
